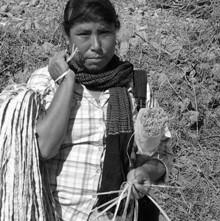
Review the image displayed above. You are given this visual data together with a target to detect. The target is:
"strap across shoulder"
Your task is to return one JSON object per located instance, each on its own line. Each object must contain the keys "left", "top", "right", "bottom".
{"left": 133, "top": 69, "right": 148, "bottom": 111}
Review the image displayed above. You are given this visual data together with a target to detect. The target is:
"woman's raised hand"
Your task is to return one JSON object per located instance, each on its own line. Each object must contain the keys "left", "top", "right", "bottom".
{"left": 48, "top": 51, "right": 70, "bottom": 82}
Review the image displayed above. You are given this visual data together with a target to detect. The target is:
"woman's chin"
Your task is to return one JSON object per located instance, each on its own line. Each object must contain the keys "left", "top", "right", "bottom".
{"left": 84, "top": 63, "right": 106, "bottom": 74}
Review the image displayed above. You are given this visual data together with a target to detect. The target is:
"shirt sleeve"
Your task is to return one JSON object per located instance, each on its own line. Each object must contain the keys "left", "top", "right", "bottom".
{"left": 27, "top": 66, "right": 57, "bottom": 110}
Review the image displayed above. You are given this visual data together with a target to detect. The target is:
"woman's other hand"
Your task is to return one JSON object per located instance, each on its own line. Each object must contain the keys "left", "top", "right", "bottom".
{"left": 126, "top": 167, "right": 151, "bottom": 200}
{"left": 48, "top": 51, "right": 69, "bottom": 82}
{"left": 126, "top": 158, "right": 167, "bottom": 199}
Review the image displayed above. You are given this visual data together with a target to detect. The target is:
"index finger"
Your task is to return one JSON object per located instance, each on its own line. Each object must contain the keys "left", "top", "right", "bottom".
{"left": 134, "top": 183, "right": 151, "bottom": 196}
{"left": 50, "top": 50, "right": 67, "bottom": 60}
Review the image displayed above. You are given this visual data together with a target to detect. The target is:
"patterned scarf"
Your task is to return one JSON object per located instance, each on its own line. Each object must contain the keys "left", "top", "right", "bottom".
{"left": 71, "top": 55, "right": 134, "bottom": 135}
{"left": 70, "top": 55, "right": 134, "bottom": 208}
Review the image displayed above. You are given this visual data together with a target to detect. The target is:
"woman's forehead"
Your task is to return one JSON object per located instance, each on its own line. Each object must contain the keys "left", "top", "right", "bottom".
{"left": 71, "top": 21, "right": 115, "bottom": 31}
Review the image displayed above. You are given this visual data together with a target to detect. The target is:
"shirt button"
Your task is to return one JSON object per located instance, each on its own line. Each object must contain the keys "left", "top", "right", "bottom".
{"left": 96, "top": 168, "right": 101, "bottom": 174}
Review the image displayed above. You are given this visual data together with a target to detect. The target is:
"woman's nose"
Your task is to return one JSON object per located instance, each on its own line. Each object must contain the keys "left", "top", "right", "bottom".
{"left": 91, "top": 35, "right": 101, "bottom": 51}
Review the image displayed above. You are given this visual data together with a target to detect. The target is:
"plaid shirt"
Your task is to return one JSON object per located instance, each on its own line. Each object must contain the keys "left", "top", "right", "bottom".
{"left": 27, "top": 67, "right": 171, "bottom": 221}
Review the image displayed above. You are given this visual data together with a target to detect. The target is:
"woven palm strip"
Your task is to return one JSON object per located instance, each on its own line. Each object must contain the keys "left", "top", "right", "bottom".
{"left": 0, "top": 85, "right": 58, "bottom": 221}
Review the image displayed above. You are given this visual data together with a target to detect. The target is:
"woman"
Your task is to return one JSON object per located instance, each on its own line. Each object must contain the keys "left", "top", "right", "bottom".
{"left": 27, "top": 0, "right": 170, "bottom": 220}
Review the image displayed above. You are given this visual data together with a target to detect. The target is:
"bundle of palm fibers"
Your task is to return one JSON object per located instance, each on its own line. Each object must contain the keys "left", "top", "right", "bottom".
{"left": 0, "top": 84, "right": 58, "bottom": 221}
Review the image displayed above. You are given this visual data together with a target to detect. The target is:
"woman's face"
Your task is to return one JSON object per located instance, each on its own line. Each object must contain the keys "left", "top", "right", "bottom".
{"left": 67, "top": 21, "right": 117, "bottom": 73}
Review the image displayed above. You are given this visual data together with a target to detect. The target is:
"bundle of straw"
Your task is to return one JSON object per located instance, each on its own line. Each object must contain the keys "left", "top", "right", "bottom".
{"left": 92, "top": 182, "right": 173, "bottom": 221}
{"left": 0, "top": 85, "right": 58, "bottom": 221}
{"left": 134, "top": 106, "right": 169, "bottom": 156}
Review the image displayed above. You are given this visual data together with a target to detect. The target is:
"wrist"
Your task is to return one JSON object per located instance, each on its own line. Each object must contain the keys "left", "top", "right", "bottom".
{"left": 55, "top": 69, "right": 75, "bottom": 85}
{"left": 141, "top": 159, "right": 166, "bottom": 183}
{"left": 65, "top": 69, "right": 75, "bottom": 81}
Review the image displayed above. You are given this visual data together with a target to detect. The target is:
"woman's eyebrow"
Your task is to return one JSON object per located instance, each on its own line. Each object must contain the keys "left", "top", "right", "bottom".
{"left": 75, "top": 28, "right": 91, "bottom": 33}
{"left": 98, "top": 26, "right": 115, "bottom": 32}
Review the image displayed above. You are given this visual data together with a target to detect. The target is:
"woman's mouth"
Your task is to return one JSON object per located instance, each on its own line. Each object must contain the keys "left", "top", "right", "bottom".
{"left": 87, "top": 56, "right": 103, "bottom": 59}
{"left": 86, "top": 57, "right": 103, "bottom": 62}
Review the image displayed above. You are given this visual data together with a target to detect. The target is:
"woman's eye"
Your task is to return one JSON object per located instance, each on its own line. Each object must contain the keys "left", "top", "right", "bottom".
{"left": 78, "top": 32, "right": 89, "bottom": 36}
{"left": 100, "top": 30, "right": 111, "bottom": 35}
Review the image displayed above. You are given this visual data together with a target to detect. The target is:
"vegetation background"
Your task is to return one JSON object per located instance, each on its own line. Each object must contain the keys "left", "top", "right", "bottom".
{"left": 0, "top": 0, "right": 220, "bottom": 220}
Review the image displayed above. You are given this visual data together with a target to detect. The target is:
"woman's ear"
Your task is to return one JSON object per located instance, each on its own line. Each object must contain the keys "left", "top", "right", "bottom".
{"left": 64, "top": 33, "right": 70, "bottom": 45}
{"left": 63, "top": 34, "right": 71, "bottom": 54}
{"left": 62, "top": 25, "right": 70, "bottom": 49}
{"left": 64, "top": 34, "right": 70, "bottom": 44}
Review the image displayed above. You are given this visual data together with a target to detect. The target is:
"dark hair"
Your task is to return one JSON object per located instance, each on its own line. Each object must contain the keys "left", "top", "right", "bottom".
{"left": 63, "top": 0, "right": 120, "bottom": 36}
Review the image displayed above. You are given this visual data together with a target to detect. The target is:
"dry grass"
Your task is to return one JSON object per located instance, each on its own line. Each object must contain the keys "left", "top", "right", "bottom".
{"left": 0, "top": 0, "right": 220, "bottom": 220}
{"left": 115, "top": 1, "right": 220, "bottom": 220}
